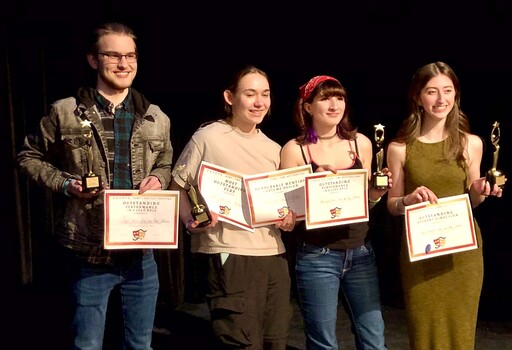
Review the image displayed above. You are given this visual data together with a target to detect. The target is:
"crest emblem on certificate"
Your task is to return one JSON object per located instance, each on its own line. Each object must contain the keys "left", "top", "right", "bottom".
{"left": 433, "top": 236, "right": 446, "bottom": 249}
{"left": 132, "top": 229, "right": 147, "bottom": 241}
{"left": 277, "top": 206, "right": 289, "bottom": 218}
{"left": 330, "top": 207, "right": 342, "bottom": 219}
{"left": 219, "top": 205, "right": 231, "bottom": 215}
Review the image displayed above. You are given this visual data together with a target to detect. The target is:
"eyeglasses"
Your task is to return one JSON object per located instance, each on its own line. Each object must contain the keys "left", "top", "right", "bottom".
{"left": 97, "top": 51, "right": 138, "bottom": 64}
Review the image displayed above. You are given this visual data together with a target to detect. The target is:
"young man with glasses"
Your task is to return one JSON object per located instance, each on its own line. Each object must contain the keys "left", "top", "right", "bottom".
{"left": 17, "top": 22, "right": 173, "bottom": 349}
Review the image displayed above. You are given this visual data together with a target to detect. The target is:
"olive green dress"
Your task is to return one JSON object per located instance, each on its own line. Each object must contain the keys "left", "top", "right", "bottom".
{"left": 401, "top": 139, "right": 483, "bottom": 350}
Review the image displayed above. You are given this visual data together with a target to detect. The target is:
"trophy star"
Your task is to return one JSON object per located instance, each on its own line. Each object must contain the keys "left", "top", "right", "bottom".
{"left": 374, "top": 123, "right": 385, "bottom": 131}
{"left": 80, "top": 120, "right": 93, "bottom": 128}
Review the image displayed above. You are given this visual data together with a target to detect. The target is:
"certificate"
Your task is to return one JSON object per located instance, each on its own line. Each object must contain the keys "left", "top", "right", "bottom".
{"left": 305, "top": 169, "right": 368, "bottom": 229}
{"left": 243, "top": 165, "right": 312, "bottom": 226}
{"left": 404, "top": 194, "right": 477, "bottom": 262}
{"left": 198, "top": 161, "right": 253, "bottom": 231}
{"left": 103, "top": 190, "right": 180, "bottom": 249}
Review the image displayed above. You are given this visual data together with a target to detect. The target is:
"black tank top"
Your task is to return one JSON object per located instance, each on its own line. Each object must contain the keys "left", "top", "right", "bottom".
{"left": 297, "top": 138, "right": 369, "bottom": 250}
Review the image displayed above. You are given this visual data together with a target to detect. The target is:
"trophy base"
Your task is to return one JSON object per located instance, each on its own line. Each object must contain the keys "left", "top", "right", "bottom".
{"left": 486, "top": 170, "right": 506, "bottom": 189}
{"left": 188, "top": 185, "right": 212, "bottom": 228}
{"left": 192, "top": 206, "right": 212, "bottom": 228}
{"left": 82, "top": 174, "right": 101, "bottom": 192}
{"left": 371, "top": 173, "right": 389, "bottom": 190}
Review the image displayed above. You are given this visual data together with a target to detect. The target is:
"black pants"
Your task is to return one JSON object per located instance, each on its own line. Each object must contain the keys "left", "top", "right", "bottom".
{"left": 205, "top": 253, "right": 292, "bottom": 350}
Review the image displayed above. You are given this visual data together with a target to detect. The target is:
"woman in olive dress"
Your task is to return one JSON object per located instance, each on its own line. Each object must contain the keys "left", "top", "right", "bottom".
{"left": 386, "top": 61, "right": 504, "bottom": 350}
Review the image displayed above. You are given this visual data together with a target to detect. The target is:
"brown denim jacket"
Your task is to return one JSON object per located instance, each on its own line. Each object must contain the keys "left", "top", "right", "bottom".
{"left": 17, "top": 87, "right": 173, "bottom": 262}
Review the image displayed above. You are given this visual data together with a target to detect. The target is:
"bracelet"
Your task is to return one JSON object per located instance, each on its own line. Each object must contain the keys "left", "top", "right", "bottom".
{"left": 185, "top": 218, "right": 197, "bottom": 234}
{"left": 369, "top": 196, "right": 381, "bottom": 209}
{"left": 62, "top": 178, "right": 72, "bottom": 197}
{"left": 368, "top": 197, "right": 381, "bottom": 204}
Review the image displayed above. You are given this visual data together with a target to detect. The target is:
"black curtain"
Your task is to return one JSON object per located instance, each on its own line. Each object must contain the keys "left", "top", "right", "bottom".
{"left": 4, "top": 3, "right": 512, "bottom": 323}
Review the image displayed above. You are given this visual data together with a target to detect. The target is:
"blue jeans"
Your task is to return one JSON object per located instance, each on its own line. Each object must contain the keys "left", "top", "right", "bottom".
{"left": 296, "top": 242, "right": 387, "bottom": 350}
{"left": 67, "top": 251, "right": 159, "bottom": 350}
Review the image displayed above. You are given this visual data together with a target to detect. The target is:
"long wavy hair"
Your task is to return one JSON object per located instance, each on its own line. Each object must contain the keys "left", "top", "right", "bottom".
{"left": 394, "top": 61, "right": 470, "bottom": 163}
{"left": 294, "top": 79, "right": 356, "bottom": 145}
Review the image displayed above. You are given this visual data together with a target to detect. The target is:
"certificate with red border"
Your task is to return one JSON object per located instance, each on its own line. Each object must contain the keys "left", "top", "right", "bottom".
{"left": 404, "top": 194, "right": 477, "bottom": 262}
{"left": 243, "top": 165, "right": 312, "bottom": 227}
{"left": 304, "top": 169, "right": 369, "bottom": 230}
{"left": 198, "top": 161, "right": 254, "bottom": 232}
{"left": 104, "top": 190, "right": 180, "bottom": 249}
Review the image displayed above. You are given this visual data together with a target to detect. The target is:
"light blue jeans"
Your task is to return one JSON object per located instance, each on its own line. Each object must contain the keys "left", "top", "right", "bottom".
{"left": 296, "top": 242, "right": 387, "bottom": 350}
{"left": 67, "top": 251, "right": 159, "bottom": 350}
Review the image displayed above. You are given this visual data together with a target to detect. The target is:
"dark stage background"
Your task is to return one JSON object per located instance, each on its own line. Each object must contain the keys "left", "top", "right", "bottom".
{"left": 2, "top": 0, "right": 512, "bottom": 329}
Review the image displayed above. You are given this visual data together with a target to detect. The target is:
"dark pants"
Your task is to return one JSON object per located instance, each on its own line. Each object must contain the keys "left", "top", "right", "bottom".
{"left": 205, "top": 253, "right": 292, "bottom": 350}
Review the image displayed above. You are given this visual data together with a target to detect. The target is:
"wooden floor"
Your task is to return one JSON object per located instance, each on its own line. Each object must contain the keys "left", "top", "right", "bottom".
{"left": 9, "top": 284, "right": 512, "bottom": 350}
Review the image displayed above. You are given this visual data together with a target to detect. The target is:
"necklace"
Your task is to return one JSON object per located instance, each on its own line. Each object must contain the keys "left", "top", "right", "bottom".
{"left": 318, "top": 133, "right": 337, "bottom": 140}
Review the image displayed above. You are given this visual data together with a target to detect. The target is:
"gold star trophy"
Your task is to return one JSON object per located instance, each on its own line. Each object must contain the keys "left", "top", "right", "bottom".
{"left": 485, "top": 121, "right": 506, "bottom": 188}
{"left": 81, "top": 120, "right": 101, "bottom": 192}
{"left": 176, "top": 165, "right": 212, "bottom": 227}
{"left": 371, "top": 123, "right": 389, "bottom": 189}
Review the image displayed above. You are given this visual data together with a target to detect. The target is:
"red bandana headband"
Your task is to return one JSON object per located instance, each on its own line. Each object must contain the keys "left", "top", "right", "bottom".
{"left": 299, "top": 75, "right": 340, "bottom": 100}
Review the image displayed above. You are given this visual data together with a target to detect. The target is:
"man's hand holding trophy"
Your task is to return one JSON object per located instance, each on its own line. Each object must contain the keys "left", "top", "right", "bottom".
{"left": 80, "top": 119, "right": 101, "bottom": 192}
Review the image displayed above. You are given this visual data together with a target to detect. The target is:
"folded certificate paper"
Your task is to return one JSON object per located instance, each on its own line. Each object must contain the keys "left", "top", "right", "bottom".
{"left": 198, "top": 162, "right": 312, "bottom": 231}
{"left": 198, "top": 162, "right": 253, "bottom": 231}
{"left": 404, "top": 194, "right": 477, "bottom": 262}
{"left": 244, "top": 164, "right": 312, "bottom": 227}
